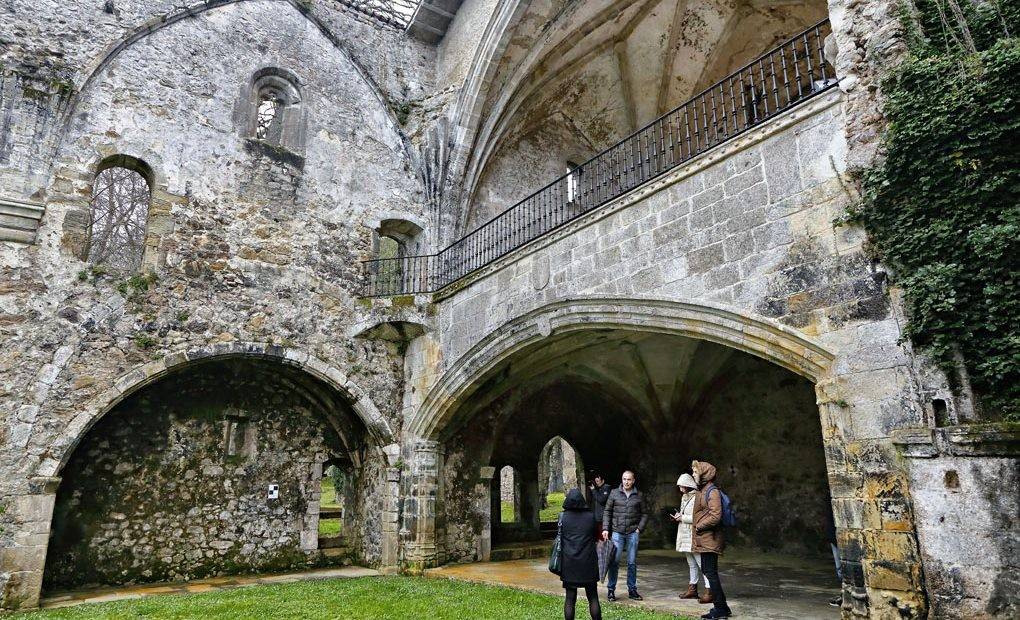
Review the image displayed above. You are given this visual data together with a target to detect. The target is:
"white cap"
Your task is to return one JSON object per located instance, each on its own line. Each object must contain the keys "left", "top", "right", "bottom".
{"left": 676, "top": 473, "right": 697, "bottom": 489}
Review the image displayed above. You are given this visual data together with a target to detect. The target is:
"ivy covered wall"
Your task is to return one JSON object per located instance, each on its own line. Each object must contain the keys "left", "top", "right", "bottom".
{"left": 850, "top": 1, "right": 1019, "bottom": 421}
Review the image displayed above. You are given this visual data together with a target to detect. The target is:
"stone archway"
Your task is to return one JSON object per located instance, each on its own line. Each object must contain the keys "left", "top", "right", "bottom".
{"left": 39, "top": 342, "right": 394, "bottom": 479}
{"left": 403, "top": 298, "right": 843, "bottom": 568}
{"left": 11, "top": 343, "right": 397, "bottom": 609}
{"left": 410, "top": 297, "right": 835, "bottom": 441}
{"left": 409, "top": 297, "right": 929, "bottom": 617}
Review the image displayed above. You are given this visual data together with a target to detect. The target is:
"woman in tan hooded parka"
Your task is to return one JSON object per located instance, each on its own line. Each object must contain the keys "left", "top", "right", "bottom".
{"left": 692, "top": 460, "right": 732, "bottom": 619}
{"left": 673, "top": 473, "right": 712, "bottom": 602}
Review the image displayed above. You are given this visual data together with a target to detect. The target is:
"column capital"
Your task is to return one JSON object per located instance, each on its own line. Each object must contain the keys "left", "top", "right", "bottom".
{"left": 412, "top": 439, "right": 445, "bottom": 456}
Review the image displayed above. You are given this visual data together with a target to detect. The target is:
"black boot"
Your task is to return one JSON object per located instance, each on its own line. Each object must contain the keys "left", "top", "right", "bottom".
{"left": 628, "top": 589, "right": 643, "bottom": 600}
{"left": 700, "top": 605, "right": 732, "bottom": 619}
{"left": 607, "top": 589, "right": 616, "bottom": 602}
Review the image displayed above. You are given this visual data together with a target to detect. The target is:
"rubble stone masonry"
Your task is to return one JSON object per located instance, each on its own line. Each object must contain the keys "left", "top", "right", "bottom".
{"left": 1, "top": 1, "right": 1016, "bottom": 618}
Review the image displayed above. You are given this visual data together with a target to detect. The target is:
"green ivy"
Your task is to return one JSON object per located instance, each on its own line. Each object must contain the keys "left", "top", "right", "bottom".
{"left": 851, "top": 3, "right": 1019, "bottom": 421}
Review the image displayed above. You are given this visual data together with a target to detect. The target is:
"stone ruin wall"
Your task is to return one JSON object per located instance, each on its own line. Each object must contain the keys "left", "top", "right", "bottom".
{"left": 1, "top": 0, "right": 435, "bottom": 608}
{"left": 0, "top": 0, "right": 428, "bottom": 498}
{"left": 421, "top": 91, "right": 937, "bottom": 617}
{"left": 0, "top": 0, "right": 1016, "bottom": 617}
{"left": 45, "top": 362, "right": 348, "bottom": 590}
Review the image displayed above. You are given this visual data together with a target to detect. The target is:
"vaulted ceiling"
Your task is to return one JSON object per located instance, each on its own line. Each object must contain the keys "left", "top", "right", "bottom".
{"left": 458, "top": 0, "right": 827, "bottom": 229}
{"left": 446, "top": 329, "right": 743, "bottom": 441}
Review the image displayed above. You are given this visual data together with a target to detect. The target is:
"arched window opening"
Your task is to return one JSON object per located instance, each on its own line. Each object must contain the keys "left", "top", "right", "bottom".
{"left": 83, "top": 157, "right": 153, "bottom": 273}
{"left": 370, "top": 219, "right": 427, "bottom": 294}
{"left": 499, "top": 465, "right": 520, "bottom": 523}
{"left": 255, "top": 90, "right": 283, "bottom": 141}
{"left": 376, "top": 218, "right": 425, "bottom": 257}
{"left": 538, "top": 436, "right": 585, "bottom": 523}
{"left": 250, "top": 69, "right": 303, "bottom": 150}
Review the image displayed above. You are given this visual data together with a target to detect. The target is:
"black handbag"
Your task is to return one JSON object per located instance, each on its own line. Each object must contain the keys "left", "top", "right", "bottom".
{"left": 548, "top": 514, "right": 563, "bottom": 575}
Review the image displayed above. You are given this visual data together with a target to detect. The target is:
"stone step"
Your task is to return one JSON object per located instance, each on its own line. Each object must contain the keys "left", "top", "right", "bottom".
{"left": 318, "top": 534, "right": 346, "bottom": 549}
{"left": 321, "top": 546, "right": 349, "bottom": 558}
{"left": 489, "top": 543, "right": 548, "bottom": 562}
{"left": 319, "top": 507, "right": 343, "bottom": 519}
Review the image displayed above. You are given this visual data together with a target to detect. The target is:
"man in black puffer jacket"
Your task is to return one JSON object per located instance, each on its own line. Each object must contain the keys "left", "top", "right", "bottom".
{"left": 601, "top": 470, "right": 647, "bottom": 601}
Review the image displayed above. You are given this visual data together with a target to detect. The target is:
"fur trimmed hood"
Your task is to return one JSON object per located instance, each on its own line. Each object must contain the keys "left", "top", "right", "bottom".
{"left": 692, "top": 460, "right": 717, "bottom": 487}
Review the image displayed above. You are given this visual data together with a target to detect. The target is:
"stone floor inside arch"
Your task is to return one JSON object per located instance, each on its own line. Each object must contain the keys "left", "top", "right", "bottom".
{"left": 431, "top": 549, "right": 841, "bottom": 620}
{"left": 2, "top": 0, "right": 1017, "bottom": 618}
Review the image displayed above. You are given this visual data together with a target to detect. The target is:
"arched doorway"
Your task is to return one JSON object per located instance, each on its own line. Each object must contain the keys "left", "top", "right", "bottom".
{"left": 42, "top": 355, "right": 385, "bottom": 592}
{"left": 422, "top": 301, "right": 845, "bottom": 613}
{"left": 537, "top": 436, "right": 585, "bottom": 523}
{"left": 443, "top": 326, "right": 832, "bottom": 548}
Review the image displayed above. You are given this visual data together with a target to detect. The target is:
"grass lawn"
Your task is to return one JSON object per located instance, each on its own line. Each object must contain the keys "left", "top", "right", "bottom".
{"left": 501, "top": 499, "right": 515, "bottom": 522}
{"left": 318, "top": 518, "right": 342, "bottom": 536}
{"left": 540, "top": 492, "right": 565, "bottom": 522}
{"left": 319, "top": 477, "right": 342, "bottom": 536}
{"left": 320, "top": 478, "right": 340, "bottom": 508}
{"left": 16, "top": 576, "right": 686, "bottom": 619}
{"left": 501, "top": 492, "right": 566, "bottom": 523}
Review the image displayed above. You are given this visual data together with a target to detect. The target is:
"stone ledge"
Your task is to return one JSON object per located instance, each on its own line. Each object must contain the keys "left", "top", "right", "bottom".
{"left": 892, "top": 423, "right": 1020, "bottom": 458}
{"left": 0, "top": 197, "right": 45, "bottom": 244}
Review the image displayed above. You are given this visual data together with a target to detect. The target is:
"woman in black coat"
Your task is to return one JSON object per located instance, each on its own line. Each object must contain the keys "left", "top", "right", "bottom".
{"left": 558, "top": 488, "right": 603, "bottom": 620}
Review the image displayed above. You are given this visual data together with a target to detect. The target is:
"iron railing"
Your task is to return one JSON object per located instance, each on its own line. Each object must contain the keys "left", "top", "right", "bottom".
{"left": 363, "top": 253, "right": 435, "bottom": 296}
{"left": 362, "top": 19, "right": 836, "bottom": 297}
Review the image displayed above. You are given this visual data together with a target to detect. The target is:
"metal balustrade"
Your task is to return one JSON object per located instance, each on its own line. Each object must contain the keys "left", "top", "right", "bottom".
{"left": 362, "top": 19, "right": 836, "bottom": 297}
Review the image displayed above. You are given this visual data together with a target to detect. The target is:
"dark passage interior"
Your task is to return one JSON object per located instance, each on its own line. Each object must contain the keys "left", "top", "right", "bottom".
{"left": 44, "top": 357, "right": 372, "bottom": 591}
{"left": 441, "top": 329, "right": 833, "bottom": 562}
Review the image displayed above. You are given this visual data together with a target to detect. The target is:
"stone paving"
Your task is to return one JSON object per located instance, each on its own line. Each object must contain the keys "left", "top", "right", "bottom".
{"left": 39, "top": 566, "right": 379, "bottom": 609}
{"left": 428, "top": 547, "right": 841, "bottom": 620}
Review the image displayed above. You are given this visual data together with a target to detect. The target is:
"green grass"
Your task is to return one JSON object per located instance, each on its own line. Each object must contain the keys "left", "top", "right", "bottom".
{"left": 16, "top": 576, "right": 685, "bottom": 619}
{"left": 540, "top": 492, "right": 565, "bottom": 522}
{"left": 501, "top": 492, "right": 567, "bottom": 523}
{"left": 500, "top": 500, "right": 515, "bottom": 522}
{"left": 319, "top": 478, "right": 343, "bottom": 535}
{"left": 318, "top": 518, "right": 342, "bottom": 536}
{"left": 320, "top": 478, "right": 340, "bottom": 508}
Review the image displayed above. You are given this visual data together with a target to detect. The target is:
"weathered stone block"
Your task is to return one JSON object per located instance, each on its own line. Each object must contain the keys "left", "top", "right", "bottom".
{"left": 863, "top": 531, "right": 919, "bottom": 566}
{"left": 688, "top": 243, "right": 724, "bottom": 274}
{"left": 723, "top": 164, "right": 763, "bottom": 196}
{"left": 863, "top": 559, "right": 921, "bottom": 593}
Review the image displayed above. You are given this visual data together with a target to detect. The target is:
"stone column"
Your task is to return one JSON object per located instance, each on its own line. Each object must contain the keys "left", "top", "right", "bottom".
{"left": 402, "top": 439, "right": 444, "bottom": 570}
{"left": 379, "top": 443, "right": 402, "bottom": 569}
{"left": 519, "top": 469, "right": 541, "bottom": 537}
{"left": 300, "top": 462, "right": 323, "bottom": 552}
{"left": 476, "top": 466, "right": 496, "bottom": 561}
{"left": 816, "top": 376, "right": 927, "bottom": 619}
{"left": 0, "top": 476, "right": 60, "bottom": 611}
{"left": 380, "top": 465, "right": 402, "bottom": 568}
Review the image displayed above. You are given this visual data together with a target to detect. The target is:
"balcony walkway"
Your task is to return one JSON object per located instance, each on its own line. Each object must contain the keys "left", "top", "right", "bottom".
{"left": 364, "top": 19, "right": 837, "bottom": 297}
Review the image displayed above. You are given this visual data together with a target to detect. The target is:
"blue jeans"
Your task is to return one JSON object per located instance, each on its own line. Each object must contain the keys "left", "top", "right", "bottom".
{"left": 607, "top": 531, "right": 639, "bottom": 592}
